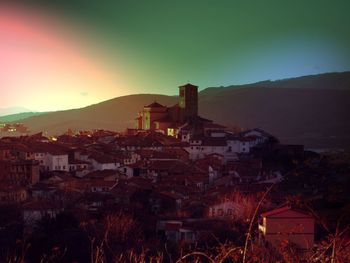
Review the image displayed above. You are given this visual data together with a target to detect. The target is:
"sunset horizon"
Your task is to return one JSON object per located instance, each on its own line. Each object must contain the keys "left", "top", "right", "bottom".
{"left": 1, "top": 1, "right": 350, "bottom": 111}
{"left": 1, "top": 70, "right": 349, "bottom": 114}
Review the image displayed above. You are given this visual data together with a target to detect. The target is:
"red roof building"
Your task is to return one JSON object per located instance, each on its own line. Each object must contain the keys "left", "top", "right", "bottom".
{"left": 258, "top": 206, "right": 315, "bottom": 251}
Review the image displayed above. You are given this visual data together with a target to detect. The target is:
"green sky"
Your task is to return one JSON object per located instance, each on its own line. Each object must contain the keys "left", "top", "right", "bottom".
{"left": 2, "top": 0, "right": 350, "bottom": 110}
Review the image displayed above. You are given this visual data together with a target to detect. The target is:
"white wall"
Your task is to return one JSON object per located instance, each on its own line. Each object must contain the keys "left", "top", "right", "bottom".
{"left": 90, "top": 158, "right": 120, "bottom": 171}
{"left": 34, "top": 152, "right": 48, "bottom": 168}
{"left": 47, "top": 154, "right": 69, "bottom": 171}
{"left": 186, "top": 144, "right": 227, "bottom": 160}
{"left": 34, "top": 152, "right": 69, "bottom": 171}
{"left": 227, "top": 140, "right": 251, "bottom": 153}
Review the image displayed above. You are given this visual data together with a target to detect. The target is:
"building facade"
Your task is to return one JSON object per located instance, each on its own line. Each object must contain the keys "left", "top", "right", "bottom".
{"left": 136, "top": 83, "right": 199, "bottom": 136}
{"left": 258, "top": 206, "right": 314, "bottom": 251}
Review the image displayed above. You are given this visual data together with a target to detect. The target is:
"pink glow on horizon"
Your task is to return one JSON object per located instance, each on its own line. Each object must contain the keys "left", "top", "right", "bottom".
{"left": 0, "top": 5, "right": 128, "bottom": 111}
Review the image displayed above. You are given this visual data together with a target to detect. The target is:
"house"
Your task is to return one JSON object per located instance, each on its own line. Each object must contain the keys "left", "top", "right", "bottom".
{"left": 0, "top": 159, "right": 40, "bottom": 185}
{"left": 186, "top": 137, "right": 228, "bottom": 160}
{"left": 68, "top": 159, "right": 91, "bottom": 177}
{"left": 33, "top": 150, "right": 46, "bottom": 168}
{"left": 87, "top": 179, "right": 118, "bottom": 193}
{"left": 258, "top": 206, "right": 315, "bottom": 251}
{"left": 185, "top": 132, "right": 263, "bottom": 160}
{"left": 163, "top": 148, "right": 190, "bottom": 162}
{"left": 118, "top": 163, "right": 143, "bottom": 179}
{"left": 156, "top": 220, "right": 197, "bottom": 244}
{"left": 30, "top": 183, "right": 58, "bottom": 199}
{"left": 185, "top": 173, "right": 209, "bottom": 192}
{"left": 146, "top": 160, "right": 191, "bottom": 180}
{"left": 78, "top": 192, "right": 114, "bottom": 212}
{"left": 185, "top": 128, "right": 274, "bottom": 159}
{"left": 205, "top": 190, "right": 262, "bottom": 220}
{"left": 31, "top": 143, "right": 69, "bottom": 172}
{"left": 44, "top": 171, "right": 78, "bottom": 190}
{"left": 47, "top": 151, "right": 69, "bottom": 171}
{"left": 224, "top": 158, "right": 263, "bottom": 183}
{"left": 88, "top": 153, "right": 121, "bottom": 171}
{"left": 0, "top": 184, "right": 27, "bottom": 203}
{"left": 9, "top": 143, "right": 35, "bottom": 160}
{"left": 226, "top": 136, "right": 254, "bottom": 154}
{"left": 194, "top": 155, "right": 223, "bottom": 185}
{"left": 149, "top": 190, "right": 184, "bottom": 214}
{"left": 23, "top": 200, "right": 63, "bottom": 226}
{"left": 110, "top": 181, "right": 139, "bottom": 205}
{"left": 0, "top": 144, "right": 12, "bottom": 160}
{"left": 240, "top": 128, "right": 276, "bottom": 144}
{"left": 207, "top": 199, "right": 237, "bottom": 219}
{"left": 123, "top": 151, "right": 140, "bottom": 165}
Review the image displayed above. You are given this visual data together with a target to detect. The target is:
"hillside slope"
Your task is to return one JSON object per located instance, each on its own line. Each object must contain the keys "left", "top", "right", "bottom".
{"left": 9, "top": 72, "right": 350, "bottom": 149}
{"left": 19, "top": 94, "right": 178, "bottom": 134}
{"left": 200, "top": 87, "right": 350, "bottom": 148}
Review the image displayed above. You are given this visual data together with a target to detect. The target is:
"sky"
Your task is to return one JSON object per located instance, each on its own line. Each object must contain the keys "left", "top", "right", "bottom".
{"left": 1, "top": 0, "right": 350, "bottom": 112}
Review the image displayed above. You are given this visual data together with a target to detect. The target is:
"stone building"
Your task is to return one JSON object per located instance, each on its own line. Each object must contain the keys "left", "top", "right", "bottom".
{"left": 136, "top": 83, "right": 200, "bottom": 136}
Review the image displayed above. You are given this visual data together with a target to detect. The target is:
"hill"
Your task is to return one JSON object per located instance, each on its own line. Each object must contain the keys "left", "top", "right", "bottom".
{"left": 0, "top": 112, "right": 47, "bottom": 123}
{"left": 8, "top": 72, "right": 350, "bottom": 149}
{"left": 18, "top": 94, "right": 178, "bottom": 135}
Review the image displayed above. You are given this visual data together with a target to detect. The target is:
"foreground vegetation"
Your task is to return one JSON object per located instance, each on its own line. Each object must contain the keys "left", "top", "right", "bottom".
{"left": 1, "top": 151, "right": 350, "bottom": 262}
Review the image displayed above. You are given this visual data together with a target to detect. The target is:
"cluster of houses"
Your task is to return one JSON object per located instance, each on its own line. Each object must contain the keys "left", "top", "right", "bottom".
{"left": 0, "top": 126, "right": 314, "bottom": 252}
{"left": 0, "top": 123, "right": 29, "bottom": 133}
{"left": 0, "top": 84, "right": 314, "bottom": 254}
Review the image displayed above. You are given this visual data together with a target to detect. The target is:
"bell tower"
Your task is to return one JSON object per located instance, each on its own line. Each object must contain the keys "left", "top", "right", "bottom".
{"left": 179, "top": 83, "right": 198, "bottom": 121}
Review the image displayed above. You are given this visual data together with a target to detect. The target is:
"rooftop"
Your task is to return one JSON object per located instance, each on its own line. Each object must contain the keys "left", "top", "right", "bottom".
{"left": 145, "top": 101, "right": 166, "bottom": 108}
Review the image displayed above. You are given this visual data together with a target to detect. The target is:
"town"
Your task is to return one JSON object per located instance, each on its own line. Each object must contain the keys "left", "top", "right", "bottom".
{"left": 0, "top": 84, "right": 349, "bottom": 262}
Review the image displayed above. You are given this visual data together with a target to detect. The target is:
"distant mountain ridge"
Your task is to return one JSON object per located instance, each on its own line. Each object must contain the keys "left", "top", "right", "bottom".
{"left": 0, "top": 107, "right": 33, "bottom": 117}
{"left": 4, "top": 72, "right": 350, "bottom": 149}
{"left": 201, "top": 71, "right": 350, "bottom": 97}
{"left": 0, "top": 112, "right": 47, "bottom": 123}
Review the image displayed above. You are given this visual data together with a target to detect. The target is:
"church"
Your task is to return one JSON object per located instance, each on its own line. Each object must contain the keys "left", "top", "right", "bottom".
{"left": 135, "top": 83, "right": 223, "bottom": 137}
